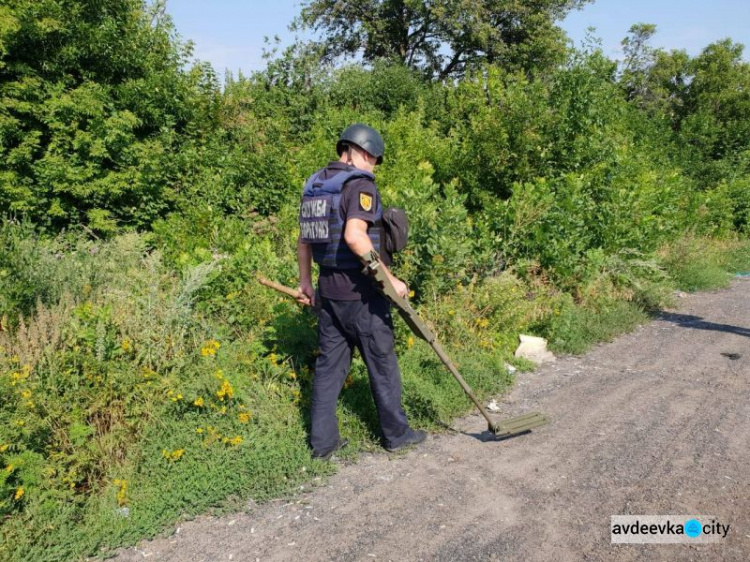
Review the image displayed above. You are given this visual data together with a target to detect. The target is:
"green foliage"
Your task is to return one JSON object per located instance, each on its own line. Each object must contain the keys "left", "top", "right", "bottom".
{"left": 678, "top": 40, "right": 750, "bottom": 184}
{"left": 326, "top": 61, "right": 435, "bottom": 117}
{"left": 617, "top": 31, "right": 750, "bottom": 189}
{"left": 0, "top": 0, "right": 219, "bottom": 230}
{"left": 298, "top": 0, "right": 590, "bottom": 78}
{"left": 447, "top": 66, "right": 554, "bottom": 202}
{"left": 0, "top": 229, "right": 331, "bottom": 561}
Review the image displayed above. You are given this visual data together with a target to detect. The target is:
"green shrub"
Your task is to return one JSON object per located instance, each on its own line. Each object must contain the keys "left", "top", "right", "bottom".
{"left": 0, "top": 230, "right": 328, "bottom": 561}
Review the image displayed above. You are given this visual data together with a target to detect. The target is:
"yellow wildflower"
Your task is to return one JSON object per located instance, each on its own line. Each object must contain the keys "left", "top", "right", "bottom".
{"left": 268, "top": 352, "right": 278, "bottom": 364}
{"left": 14, "top": 487, "right": 24, "bottom": 501}
{"left": 216, "top": 379, "right": 234, "bottom": 400}
{"left": 193, "top": 397, "right": 204, "bottom": 407}
{"left": 225, "top": 435, "right": 243, "bottom": 446}
{"left": 196, "top": 427, "right": 204, "bottom": 434}
{"left": 10, "top": 365, "right": 31, "bottom": 386}
{"left": 5, "top": 464, "right": 14, "bottom": 473}
{"left": 20, "top": 389, "right": 31, "bottom": 399}
{"left": 408, "top": 290, "right": 415, "bottom": 298}
{"left": 201, "top": 339, "right": 221, "bottom": 357}
{"left": 114, "top": 479, "right": 128, "bottom": 506}
{"left": 0, "top": 444, "right": 9, "bottom": 453}
{"left": 448, "top": 310, "right": 455, "bottom": 316}
{"left": 162, "top": 449, "right": 185, "bottom": 462}
{"left": 287, "top": 371, "right": 297, "bottom": 381}
{"left": 121, "top": 339, "right": 132, "bottom": 352}
{"left": 238, "top": 412, "right": 252, "bottom": 423}
{"left": 407, "top": 336, "right": 415, "bottom": 349}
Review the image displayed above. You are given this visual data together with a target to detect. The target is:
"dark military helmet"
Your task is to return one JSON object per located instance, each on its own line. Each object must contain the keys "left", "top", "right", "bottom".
{"left": 336, "top": 123, "right": 385, "bottom": 164}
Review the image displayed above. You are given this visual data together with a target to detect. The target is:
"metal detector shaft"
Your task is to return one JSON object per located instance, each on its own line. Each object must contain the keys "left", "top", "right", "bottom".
{"left": 360, "top": 250, "right": 548, "bottom": 437}
{"left": 375, "top": 286, "right": 498, "bottom": 429}
{"left": 429, "top": 337, "right": 501, "bottom": 430}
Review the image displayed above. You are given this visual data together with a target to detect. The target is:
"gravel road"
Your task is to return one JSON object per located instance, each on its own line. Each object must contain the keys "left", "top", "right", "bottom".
{"left": 114, "top": 279, "right": 750, "bottom": 562}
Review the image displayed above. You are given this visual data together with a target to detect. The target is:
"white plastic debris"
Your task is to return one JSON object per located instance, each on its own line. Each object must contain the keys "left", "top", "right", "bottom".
{"left": 514, "top": 334, "right": 556, "bottom": 364}
{"left": 487, "top": 399, "right": 501, "bottom": 412}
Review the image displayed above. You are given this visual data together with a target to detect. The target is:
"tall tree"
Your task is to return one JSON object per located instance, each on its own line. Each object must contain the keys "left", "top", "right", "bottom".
{"left": 297, "top": 0, "right": 592, "bottom": 79}
{"left": 618, "top": 23, "right": 692, "bottom": 123}
{"left": 680, "top": 40, "right": 750, "bottom": 181}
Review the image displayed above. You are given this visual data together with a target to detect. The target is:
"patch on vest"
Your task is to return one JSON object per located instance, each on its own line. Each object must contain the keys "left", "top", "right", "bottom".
{"left": 359, "top": 192, "right": 373, "bottom": 212}
{"left": 299, "top": 195, "right": 334, "bottom": 242}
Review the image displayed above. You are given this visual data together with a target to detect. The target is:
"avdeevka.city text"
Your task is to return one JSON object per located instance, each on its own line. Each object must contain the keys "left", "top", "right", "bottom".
{"left": 611, "top": 519, "right": 730, "bottom": 538}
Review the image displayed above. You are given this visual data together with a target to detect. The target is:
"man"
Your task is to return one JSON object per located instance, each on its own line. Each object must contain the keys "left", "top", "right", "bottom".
{"left": 297, "top": 123, "right": 427, "bottom": 459}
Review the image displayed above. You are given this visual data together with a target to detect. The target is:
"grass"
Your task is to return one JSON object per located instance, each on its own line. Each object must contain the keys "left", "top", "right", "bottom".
{"left": 661, "top": 236, "right": 750, "bottom": 292}
{"left": 547, "top": 299, "right": 650, "bottom": 355}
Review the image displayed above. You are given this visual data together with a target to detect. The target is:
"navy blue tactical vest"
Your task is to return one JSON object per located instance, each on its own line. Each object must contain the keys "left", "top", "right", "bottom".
{"left": 299, "top": 167, "right": 382, "bottom": 270}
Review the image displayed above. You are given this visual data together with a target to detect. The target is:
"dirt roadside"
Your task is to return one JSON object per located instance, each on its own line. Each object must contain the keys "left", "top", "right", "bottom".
{"left": 114, "top": 279, "right": 750, "bottom": 562}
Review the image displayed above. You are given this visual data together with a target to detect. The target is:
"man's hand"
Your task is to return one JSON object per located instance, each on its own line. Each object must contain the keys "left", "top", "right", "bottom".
{"left": 297, "top": 236, "right": 314, "bottom": 307}
{"left": 345, "top": 219, "right": 409, "bottom": 299}
{"left": 390, "top": 276, "right": 408, "bottom": 299}
{"left": 297, "top": 280, "right": 315, "bottom": 307}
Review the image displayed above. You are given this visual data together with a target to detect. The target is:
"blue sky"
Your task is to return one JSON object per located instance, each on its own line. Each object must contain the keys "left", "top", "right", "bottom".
{"left": 166, "top": 0, "right": 750, "bottom": 77}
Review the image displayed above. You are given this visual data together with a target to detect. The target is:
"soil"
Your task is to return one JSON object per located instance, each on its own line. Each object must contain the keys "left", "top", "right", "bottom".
{"left": 113, "top": 279, "right": 750, "bottom": 562}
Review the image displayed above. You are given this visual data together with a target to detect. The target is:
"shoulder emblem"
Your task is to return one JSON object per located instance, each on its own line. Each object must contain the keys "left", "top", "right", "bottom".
{"left": 359, "top": 192, "right": 373, "bottom": 212}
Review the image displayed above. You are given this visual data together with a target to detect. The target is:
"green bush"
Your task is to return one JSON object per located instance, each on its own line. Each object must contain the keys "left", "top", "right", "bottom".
{"left": 0, "top": 230, "right": 332, "bottom": 560}
{"left": 0, "top": 0, "right": 219, "bottom": 230}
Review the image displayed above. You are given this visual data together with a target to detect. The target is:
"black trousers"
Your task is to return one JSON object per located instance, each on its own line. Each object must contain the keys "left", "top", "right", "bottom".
{"left": 311, "top": 294, "right": 410, "bottom": 453}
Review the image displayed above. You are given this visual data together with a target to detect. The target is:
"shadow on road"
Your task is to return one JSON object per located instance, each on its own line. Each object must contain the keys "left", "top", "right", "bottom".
{"left": 658, "top": 312, "right": 750, "bottom": 338}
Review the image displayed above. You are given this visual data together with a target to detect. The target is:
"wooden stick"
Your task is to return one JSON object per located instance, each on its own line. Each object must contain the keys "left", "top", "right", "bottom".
{"left": 257, "top": 275, "right": 304, "bottom": 301}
